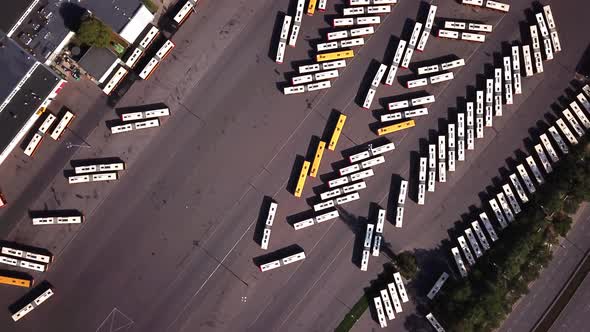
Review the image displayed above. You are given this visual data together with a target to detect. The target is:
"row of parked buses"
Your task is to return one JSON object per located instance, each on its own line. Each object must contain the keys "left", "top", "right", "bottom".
{"left": 23, "top": 109, "right": 75, "bottom": 158}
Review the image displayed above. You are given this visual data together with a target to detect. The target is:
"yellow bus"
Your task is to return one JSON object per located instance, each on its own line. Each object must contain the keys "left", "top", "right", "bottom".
{"left": 309, "top": 141, "right": 326, "bottom": 177}
{"left": 377, "top": 120, "right": 416, "bottom": 136}
{"left": 0, "top": 272, "right": 33, "bottom": 288}
{"left": 316, "top": 50, "right": 354, "bottom": 62}
{"left": 329, "top": 114, "right": 347, "bottom": 151}
{"left": 307, "top": 0, "right": 317, "bottom": 15}
{"left": 294, "top": 161, "right": 311, "bottom": 197}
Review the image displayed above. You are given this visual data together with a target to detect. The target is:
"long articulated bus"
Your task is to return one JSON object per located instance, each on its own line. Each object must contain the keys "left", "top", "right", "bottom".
{"left": 530, "top": 25, "right": 544, "bottom": 74}
{"left": 522, "top": 45, "right": 534, "bottom": 77}
{"left": 313, "top": 192, "right": 360, "bottom": 212}
{"left": 275, "top": 15, "right": 292, "bottom": 64}
{"left": 401, "top": 22, "right": 423, "bottom": 68}
{"left": 517, "top": 163, "right": 536, "bottom": 194}
{"left": 259, "top": 250, "right": 306, "bottom": 272}
{"left": 372, "top": 209, "right": 386, "bottom": 256}
{"left": 426, "top": 272, "right": 449, "bottom": 300}
{"left": 416, "top": 4, "right": 437, "bottom": 52}
{"left": 74, "top": 162, "right": 125, "bottom": 175}
{"left": 343, "top": 5, "right": 391, "bottom": 16}
{"left": 548, "top": 126, "right": 569, "bottom": 155}
{"left": 485, "top": 78, "right": 493, "bottom": 127}
{"left": 299, "top": 59, "right": 347, "bottom": 74}
{"left": 475, "top": 90, "right": 484, "bottom": 139}
{"left": 0, "top": 255, "right": 46, "bottom": 272}
{"left": 385, "top": 39, "right": 406, "bottom": 85}
{"left": 102, "top": 66, "right": 129, "bottom": 96}
{"left": 387, "top": 282, "right": 403, "bottom": 313}
{"left": 539, "top": 134, "right": 559, "bottom": 164}
{"left": 479, "top": 212, "right": 499, "bottom": 242}
{"left": 388, "top": 95, "right": 435, "bottom": 110}
{"left": 380, "top": 107, "right": 428, "bottom": 123}
{"left": 1, "top": 246, "right": 52, "bottom": 264}
{"left": 471, "top": 220, "right": 491, "bottom": 251}
{"left": 489, "top": 198, "right": 508, "bottom": 229}
{"left": 68, "top": 172, "right": 118, "bottom": 184}
{"left": 396, "top": 180, "right": 408, "bottom": 227}
{"left": 502, "top": 183, "right": 522, "bottom": 214}
{"left": 543, "top": 5, "right": 561, "bottom": 52}
{"left": 494, "top": 68, "right": 503, "bottom": 116}
{"left": 377, "top": 120, "right": 415, "bottom": 136}
{"left": 316, "top": 37, "right": 364, "bottom": 52}
{"left": 293, "top": 210, "right": 339, "bottom": 230}
{"left": 465, "top": 228, "right": 482, "bottom": 258}
{"left": 428, "top": 144, "right": 436, "bottom": 192}
{"left": 329, "top": 114, "right": 347, "bottom": 151}
{"left": 32, "top": 215, "right": 83, "bottom": 225}
{"left": 438, "top": 135, "right": 446, "bottom": 183}
{"left": 373, "top": 297, "right": 387, "bottom": 328}
{"left": 393, "top": 272, "right": 409, "bottom": 303}
{"left": 535, "top": 13, "right": 554, "bottom": 60}
{"left": 426, "top": 313, "right": 446, "bottom": 332}
{"left": 0, "top": 271, "right": 33, "bottom": 288}
{"left": 512, "top": 46, "right": 522, "bottom": 95}
{"left": 120, "top": 107, "right": 170, "bottom": 122}
{"left": 457, "top": 236, "right": 475, "bottom": 265}
{"left": 327, "top": 27, "right": 374, "bottom": 41}
{"left": 50, "top": 110, "right": 75, "bottom": 141}
{"left": 457, "top": 113, "right": 465, "bottom": 161}
{"left": 309, "top": 141, "right": 326, "bottom": 178}
{"left": 451, "top": 247, "right": 468, "bottom": 277}
{"left": 569, "top": 100, "right": 590, "bottom": 130}
{"left": 11, "top": 285, "right": 54, "bottom": 322}
{"left": 294, "top": 161, "right": 311, "bottom": 198}
{"left": 360, "top": 224, "right": 374, "bottom": 271}
{"left": 497, "top": 192, "right": 515, "bottom": 223}
{"left": 534, "top": 144, "right": 553, "bottom": 174}
{"left": 466, "top": 102, "right": 475, "bottom": 150}
{"left": 417, "top": 59, "right": 464, "bottom": 75}
{"left": 363, "top": 63, "right": 387, "bottom": 109}
{"left": 448, "top": 123, "right": 456, "bottom": 172}
{"left": 333, "top": 16, "right": 381, "bottom": 28}
{"left": 111, "top": 119, "right": 161, "bottom": 134}
{"left": 349, "top": 0, "right": 398, "bottom": 5}
{"left": 319, "top": 181, "right": 366, "bottom": 200}
{"left": 556, "top": 118, "right": 579, "bottom": 146}
{"left": 503, "top": 56, "right": 513, "bottom": 105}
{"left": 418, "top": 157, "right": 427, "bottom": 205}
{"left": 339, "top": 155, "right": 385, "bottom": 176}
{"left": 283, "top": 81, "right": 331, "bottom": 95}
{"left": 261, "top": 202, "right": 277, "bottom": 250}
{"left": 509, "top": 173, "right": 529, "bottom": 203}
{"left": 328, "top": 169, "right": 374, "bottom": 188}
{"left": 379, "top": 289, "right": 395, "bottom": 320}
{"left": 349, "top": 141, "right": 395, "bottom": 163}
{"left": 288, "top": 0, "right": 305, "bottom": 47}
{"left": 172, "top": 0, "right": 197, "bottom": 28}
{"left": 526, "top": 156, "right": 545, "bottom": 185}
{"left": 461, "top": 32, "right": 485, "bottom": 43}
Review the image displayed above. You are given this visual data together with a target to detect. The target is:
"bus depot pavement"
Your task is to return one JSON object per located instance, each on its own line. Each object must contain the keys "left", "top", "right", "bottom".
{"left": 1, "top": 0, "right": 590, "bottom": 331}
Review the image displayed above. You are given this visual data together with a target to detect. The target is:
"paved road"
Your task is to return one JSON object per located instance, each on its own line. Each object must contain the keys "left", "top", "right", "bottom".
{"left": 549, "top": 272, "right": 590, "bottom": 332}
{"left": 1, "top": 0, "right": 590, "bottom": 331}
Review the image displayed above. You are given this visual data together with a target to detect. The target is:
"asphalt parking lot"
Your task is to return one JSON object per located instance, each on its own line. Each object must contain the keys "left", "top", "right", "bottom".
{"left": 1, "top": 0, "right": 590, "bottom": 331}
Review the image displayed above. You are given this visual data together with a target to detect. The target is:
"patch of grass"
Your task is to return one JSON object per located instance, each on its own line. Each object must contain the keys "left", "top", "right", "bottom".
{"left": 142, "top": 0, "right": 159, "bottom": 13}
{"left": 335, "top": 295, "right": 368, "bottom": 332}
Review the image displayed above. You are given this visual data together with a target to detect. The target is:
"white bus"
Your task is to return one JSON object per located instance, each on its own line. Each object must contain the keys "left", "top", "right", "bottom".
{"left": 376, "top": 208, "right": 386, "bottom": 234}
{"left": 502, "top": 183, "right": 522, "bottom": 214}
{"left": 299, "top": 60, "right": 347, "bottom": 74}
{"left": 68, "top": 172, "right": 118, "bottom": 184}
{"left": 451, "top": 247, "right": 468, "bottom": 277}
{"left": 429, "top": 72, "right": 454, "bottom": 85}
{"left": 401, "top": 22, "right": 423, "bottom": 68}
{"left": 172, "top": 0, "right": 196, "bottom": 27}
{"left": 373, "top": 297, "right": 388, "bottom": 328}
{"left": 396, "top": 180, "right": 407, "bottom": 227}
{"left": 476, "top": 90, "right": 484, "bottom": 138}
{"left": 418, "top": 157, "right": 427, "bottom": 205}
{"left": 462, "top": 0, "right": 483, "bottom": 6}
{"left": 494, "top": 68, "right": 503, "bottom": 116}
{"left": 437, "top": 29, "right": 459, "bottom": 40}
{"left": 485, "top": 0, "right": 509, "bottom": 13}
{"left": 293, "top": 210, "right": 339, "bottom": 230}
{"left": 349, "top": 142, "right": 395, "bottom": 163}
{"left": 466, "top": 102, "right": 475, "bottom": 150}
{"left": 385, "top": 39, "right": 406, "bottom": 85}
{"left": 259, "top": 251, "right": 306, "bottom": 272}
{"left": 1, "top": 246, "right": 52, "bottom": 264}
{"left": 363, "top": 223, "right": 375, "bottom": 251}
{"left": 570, "top": 100, "right": 590, "bottom": 129}
{"left": 526, "top": 156, "right": 545, "bottom": 185}
{"left": 275, "top": 15, "right": 292, "bottom": 64}
{"left": 548, "top": 126, "right": 569, "bottom": 155}
{"left": 139, "top": 57, "right": 160, "bottom": 80}
{"left": 457, "top": 236, "right": 475, "bottom": 265}
{"left": 288, "top": 0, "right": 304, "bottom": 47}
{"left": 291, "top": 69, "right": 339, "bottom": 85}
{"left": 426, "top": 313, "right": 446, "bottom": 332}
{"left": 427, "top": 272, "right": 449, "bottom": 300}
{"left": 512, "top": 46, "right": 522, "bottom": 95}
{"left": 24, "top": 133, "right": 43, "bottom": 157}
{"left": 444, "top": 21, "right": 466, "bottom": 30}
{"left": 50, "top": 110, "right": 75, "bottom": 140}
{"left": 556, "top": 119, "right": 578, "bottom": 145}
{"left": 361, "top": 249, "right": 370, "bottom": 271}
{"left": 448, "top": 124, "right": 456, "bottom": 172}
{"left": 522, "top": 45, "right": 534, "bottom": 77}
{"left": 328, "top": 169, "right": 374, "bottom": 188}
{"left": 468, "top": 23, "right": 493, "bottom": 33}
{"left": 471, "top": 221, "right": 491, "bottom": 251}
{"left": 387, "top": 282, "right": 403, "bottom": 313}
{"left": 74, "top": 162, "right": 125, "bottom": 174}
{"left": 343, "top": 5, "right": 391, "bottom": 16}
{"left": 363, "top": 64, "right": 388, "bottom": 109}
{"left": 260, "top": 202, "right": 277, "bottom": 250}
{"left": 503, "top": 56, "right": 513, "bottom": 105}
{"left": 534, "top": 144, "right": 553, "bottom": 174}
{"left": 461, "top": 32, "right": 485, "bottom": 43}
{"left": 32, "top": 216, "right": 83, "bottom": 225}
{"left": 380, "top": 108, "right": 428, "bottom": 122}
{"left": 540, "top": 133, "right": 561, "bottom": 164}
{"left": 509, "top": 173, "right": 529, "bottom": 203}
{"left": 333, "top": 16, "right": 380, "bottom": 27}
{"left": 479, "top": 212, "right": 499, "bottom": 242}
{"left": 284, "top": 80, "right": 331, "bottom": 95}
{"left": 316, "top": 37, "right": 364, "bottom": 52}
{"left": 379, "top": 289, "right": 395, "bottom": 320}
{"left": 496, "top": 192, "right": 515, "bottom": 223}
{"left": 124, "top": 48, "right": 143, "bottom": 69}
{"left": 465, "top": 229, "right": 482, "bottom": 258}
{"left": 327, "top": 27, "right": 374, "bottom": 40}
{"left": 416, "top": 4, "right": 437, "bottom": 52}
{"left": 339, "top": 156, "right": 384, "bottom": 175}
{"left": 441, "top": 59, "right": 465, "bottom": 71}
{"left": 438, "top": 135, "right": 446, "bottom": 183}
{"left": 489, "top": 198, "right": 508, "bottom": 229}
{"left": 428, "top": 144, "right": 436, "bottom": 192}
{"left": 485, "top": 78, "right": 493, "bottom": 127}
{"left": 111, "top": 119, "right": 160, "bottom": 134}
{"left": 38, "top": 113, "right": 57, "bottom": 134}
{"left": 138, "top": 25, "right": 159, "bottom": 50}
{"left": 530, "top": 25, "right": 544, "bottom": 74}
{"left": 535, "top": 13, "right": 553, "bottom": 60}
{"left": 372, "top": 234, "right": 382, "bottom": 257}
{"left": 121, "top": 107, "right": 170, "bottom": 122}
{"left": 102, "top": 66, "right": 128, "bottom": 96}
{"left": 388, "top": 95, "right": 435, "bottom": 110}
{"left": 317, "top": 0, "right": 327, "bottom": 11}
{"left": 517, "top": 164, "right": 536, "bottom": 194}
{"left": 543, "top": 5, "right": 561, "bottom": 52}
{"left": 393, "top": 272, "right": 409, "bottom": 303}
{"left": 349, "top": 0, "right": 397, "bottom": 5}
{"left": 457, "top": 113, "right": 465, "bottom": 160}
{"left": 0, "top": 255, "right": 45, "bottom": 272}
{"left": 11, "top": 286, "right": 54, "bottom": 322}
{"left": 313, "top": 192, "right": 360, "bottom": 212}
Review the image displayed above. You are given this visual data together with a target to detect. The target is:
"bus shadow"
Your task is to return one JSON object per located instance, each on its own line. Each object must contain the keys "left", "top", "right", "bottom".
{"left": 69, "top": 157, "right": 124, "bottom": 168}
{"left": 252, "top": 244, "right": 304, "bottom": 267}
{"left": 9, "top": 281, "right": 53, "bottom": 314}
{"left": 286, "top": 155, "right": 306, "bottom": 196}
{"left": 114, "top": 103, "right": 168, "bottom": 118}
{"left": 253, "top": 196, "right": 275, "bottom": 247}
{"left": 267, "top": 12, "right": 289, "bottom": 62}
{"left": 28, "top": 209, "right": 83, "bottom": 219}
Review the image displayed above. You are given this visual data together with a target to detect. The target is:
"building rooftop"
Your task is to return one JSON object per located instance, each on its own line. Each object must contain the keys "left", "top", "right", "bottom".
{"left": 0, "top": 33, "right": 38, "bottom": 106}
{"left": 77, "top": 47, "right": 119, "bottom": 80}
{"left": 81, "top": 0, "right": 144, "bottom": 35}
{"left": 0, "top": 0, "right": 35, "bottom": 34}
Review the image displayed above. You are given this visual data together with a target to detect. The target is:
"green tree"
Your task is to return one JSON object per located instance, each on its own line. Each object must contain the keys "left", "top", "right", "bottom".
{"left": 551, "top": 212, "right": 572, "bottom": 237}
{"left": 393, "top": 251, "right": 418, "bottom": 280}
{"left": 77, "top": 18, "right": 111, "bottom": 48}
